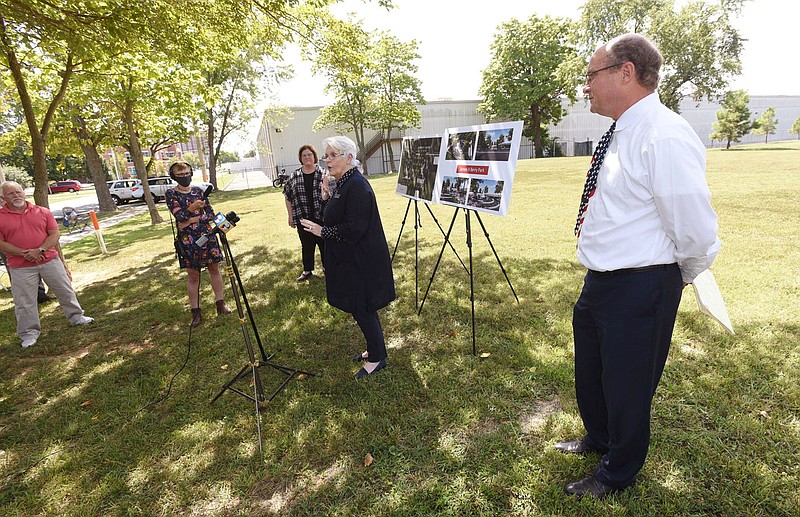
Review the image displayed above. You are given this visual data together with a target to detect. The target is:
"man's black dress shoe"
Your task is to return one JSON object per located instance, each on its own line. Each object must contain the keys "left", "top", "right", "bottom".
{"left": 552, "top": 438, "right": 601, "bottom": 455}
{"left": 564, "top": 475, "right": 622, "bottom": 499}
{"left": 355, "top": 358, "right": 386, "bottom": 379}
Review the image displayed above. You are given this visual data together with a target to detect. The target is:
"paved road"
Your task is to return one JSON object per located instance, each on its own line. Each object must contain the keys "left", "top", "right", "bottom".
{"left": 49, "top": 170, "right": 272, "bottom": 245}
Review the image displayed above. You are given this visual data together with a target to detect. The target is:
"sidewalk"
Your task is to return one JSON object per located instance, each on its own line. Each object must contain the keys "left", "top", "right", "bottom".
{"left": 220, "top": 169, "right": 271, "bottom": 190}
{"left": 59, "top": 204, "right": 150, "bottom": 245}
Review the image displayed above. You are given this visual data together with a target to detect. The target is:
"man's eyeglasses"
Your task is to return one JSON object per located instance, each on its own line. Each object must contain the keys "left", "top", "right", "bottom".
{"left": 323, "top": 152, "right": 344, "bottom": 160}
{"left": 585, "top": 62, "right": 624, "bottom": 84}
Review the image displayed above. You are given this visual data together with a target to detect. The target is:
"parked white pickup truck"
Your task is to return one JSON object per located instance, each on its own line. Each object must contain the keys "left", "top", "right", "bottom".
{"left": 106, "top": 179, "right": 143, "bottom": 205}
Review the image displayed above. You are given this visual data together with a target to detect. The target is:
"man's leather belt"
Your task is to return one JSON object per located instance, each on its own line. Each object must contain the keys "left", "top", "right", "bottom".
{"left": 588, "top": 263, "right": 676, "bottom": 277}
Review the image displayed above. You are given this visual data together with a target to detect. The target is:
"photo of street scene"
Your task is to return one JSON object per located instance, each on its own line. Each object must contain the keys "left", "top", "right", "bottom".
{"left": 466, "top": 179, "right": 504, "bottom": 211}
{"left": 396, "top": 136, "right": 442, "bottom": 201}
{"left": 474, "top": 127, "right": 515, "bottom": 161}
{"left": 445, "top": 131, "right": 476, "bottom": 160}
{"left": 439, "top": 175, "right": 469, "bottom": 205}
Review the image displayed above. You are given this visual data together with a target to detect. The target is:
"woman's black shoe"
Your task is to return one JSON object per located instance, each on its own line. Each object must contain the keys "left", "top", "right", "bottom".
{"left": 355, "top": 359, "right": 386, "bottom": 379}
{"left": 296, "top": 272, "right": 313, "bottom": 282}
{"left": 352, "top": 351, "right": 368, "bottom": 362}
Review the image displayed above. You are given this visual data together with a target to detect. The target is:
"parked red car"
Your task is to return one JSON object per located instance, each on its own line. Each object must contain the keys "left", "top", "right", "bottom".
{"left": 48, "top": 180, "right": 82, "bottom": 193}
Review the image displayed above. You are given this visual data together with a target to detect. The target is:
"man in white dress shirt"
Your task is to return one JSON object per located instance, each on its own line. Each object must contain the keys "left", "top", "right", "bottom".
{"left": 553, "top": 34, "right": 720, "bottom": 499}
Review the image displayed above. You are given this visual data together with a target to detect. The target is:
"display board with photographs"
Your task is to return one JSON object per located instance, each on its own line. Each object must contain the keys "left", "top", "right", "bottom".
{"left": 395, "top": 136, "right": 442, "bottom": 202}
{"left": 394, "top": 121, "right": 523, "bottom": 216}
{"left": 435, "top": 121, "right": 523, "bottom": 216}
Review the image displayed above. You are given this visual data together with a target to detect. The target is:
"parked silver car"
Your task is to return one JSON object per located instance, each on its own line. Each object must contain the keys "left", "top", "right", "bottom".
{"left": 132, "top": 176, "right": 215, "bottom": 203}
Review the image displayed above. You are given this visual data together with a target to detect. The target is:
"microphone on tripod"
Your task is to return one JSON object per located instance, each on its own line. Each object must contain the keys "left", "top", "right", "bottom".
{"left": 196, "top": 211, "right": 238, "bottom": 247}
{"left": 192, "top": 185, "right": 215, "bottom": 246}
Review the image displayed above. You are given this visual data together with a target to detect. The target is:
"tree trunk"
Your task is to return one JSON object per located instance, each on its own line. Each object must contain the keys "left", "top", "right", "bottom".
{"left": 385, "top": 126, "right": 396, "bottom": 172}
{"left": 206, "top": 108, "right": 217, "bottom": 188}
{"left": 355, "top": 123, "right": 368, "bottom": 174}
{"left": 211, "top": 80, "right": 237, "bottom": 187}
{"left": 80, "top": 141, "right": 117, "bottom": 213}
{"left": 530, "top": 106, "right": 544, "bottom": 158}
{"left": 30, "top": 132, "right": 50, "bottom": 206}
{"left": 1, "top": 23, "right": 75, "bottom": 208}
{"left": 197, "top": 131, "right": 209, "bottom": 182}
{"left": 123, "top": 96, "right": 162, "bottom": 224}
{"left": 73, "top": 114, "right": 117, "bottom": 213}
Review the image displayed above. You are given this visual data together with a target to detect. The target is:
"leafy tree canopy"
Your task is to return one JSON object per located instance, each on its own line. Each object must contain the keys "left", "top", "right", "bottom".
{"left": 752, "top": 106, "right": 778, "bottom": 143}
{"left": 370, "top": 32, "right": 424, "bottom": 171}
{"left": 478, "top": 15, "right": 580, "bottom": 158}
{"left": 710, "top": 89, "right": 754, "bottom": 149}
{"left": 576, "top": 0, "right": 745, "bottom": 112}
{"left": 218, "top": 150, "right": 239, "bottom": 163}
{"left": 790, "top": 116, "right": 800, "bottom": 140}
{"left": 307, "top": 11, "right": 376, "bottom": 162}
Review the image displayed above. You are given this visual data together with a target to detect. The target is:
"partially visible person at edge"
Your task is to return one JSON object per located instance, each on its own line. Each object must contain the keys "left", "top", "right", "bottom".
{"left": 300, "top": 136, "right": 396, "bottom": 380}
{"left": 554, "top": 33, "right": 720, "bottom": 499}
{"left": 165, "top": 162, "right": 232, "bottom": 328}
{"left": 284, "top": 144, "right": 327, "bottom": 282}
{"left": 0, "top": 181, "right": 95, "bottom": 349}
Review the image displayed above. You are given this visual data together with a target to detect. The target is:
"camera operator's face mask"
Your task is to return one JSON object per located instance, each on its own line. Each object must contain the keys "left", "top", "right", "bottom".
{"left": 174, "top": 176, "right": 191, "bottom": 187}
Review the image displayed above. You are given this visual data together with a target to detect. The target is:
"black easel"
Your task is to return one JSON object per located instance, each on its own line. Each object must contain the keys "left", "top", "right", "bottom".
{"left": 418, "top": 207, "right": 519, "bottom": 355}
{"left": 211, "top": 231, "right": 316, "bottom": 453}
{"left": 391, "top": 198, "right": 468, "bottom": 310}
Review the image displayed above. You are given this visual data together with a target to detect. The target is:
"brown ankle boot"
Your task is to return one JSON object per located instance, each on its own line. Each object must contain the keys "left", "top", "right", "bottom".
{"left": 190, "top": 308, "right": 203, "bottom": 327}
{"left": 216, "top": 300, "right": 232, "bottom": 315}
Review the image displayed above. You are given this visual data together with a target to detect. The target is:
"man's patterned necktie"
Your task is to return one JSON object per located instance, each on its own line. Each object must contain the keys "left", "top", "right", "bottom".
{"left": 574, "top": 122, "right": 616, "bottom": 236}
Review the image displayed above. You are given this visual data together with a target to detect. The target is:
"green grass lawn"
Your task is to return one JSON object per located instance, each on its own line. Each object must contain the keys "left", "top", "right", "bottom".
{"left": 47, "top": 189, "right": 98, "bottom": 204}
{"left": 1, "top": 141, "right": 799, "bottom": 515}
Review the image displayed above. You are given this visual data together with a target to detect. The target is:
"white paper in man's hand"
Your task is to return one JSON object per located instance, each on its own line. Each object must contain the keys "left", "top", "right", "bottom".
{"left": 691, "top": 269, "right": 734, "bottom": 335}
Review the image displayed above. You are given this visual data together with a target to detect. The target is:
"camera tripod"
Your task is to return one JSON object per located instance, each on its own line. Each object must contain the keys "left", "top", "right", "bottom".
{"left": 211, "top": 231, "right": 315, "bottom": 452}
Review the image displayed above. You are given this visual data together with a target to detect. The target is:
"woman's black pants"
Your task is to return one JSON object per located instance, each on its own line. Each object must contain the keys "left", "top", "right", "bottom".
{"left": 297, "top": 226, "right": 324, "bottom": 272}
{"left": 352, "top": 309, "right": 387, "bottom": 361}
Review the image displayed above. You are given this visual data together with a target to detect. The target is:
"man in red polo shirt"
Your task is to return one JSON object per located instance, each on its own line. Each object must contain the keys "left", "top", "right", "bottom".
{"left": 0, "top": 181, "right": 93, "bottom": 348}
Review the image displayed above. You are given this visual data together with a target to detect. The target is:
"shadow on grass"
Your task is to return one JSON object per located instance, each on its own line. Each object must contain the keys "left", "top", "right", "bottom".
{"left": 0, "top": 235, "right": 798, "bottom": 515}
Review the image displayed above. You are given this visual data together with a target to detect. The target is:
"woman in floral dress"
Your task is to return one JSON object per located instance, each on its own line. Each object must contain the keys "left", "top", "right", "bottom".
{"left": 165, "top": 162, "right": 231, "bottom": 327}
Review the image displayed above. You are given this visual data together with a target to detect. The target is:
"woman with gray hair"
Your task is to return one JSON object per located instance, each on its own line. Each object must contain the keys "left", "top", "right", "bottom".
{"left": 301, "top": 136, "right": 395, "bottom": 379}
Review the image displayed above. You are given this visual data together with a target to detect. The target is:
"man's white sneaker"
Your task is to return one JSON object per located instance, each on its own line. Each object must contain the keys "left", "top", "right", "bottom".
{"left": 21, "top": 337, "right": 37, "bottom": 348}
{"left": 72, "top": 315, "right": 94, "bottom": 326}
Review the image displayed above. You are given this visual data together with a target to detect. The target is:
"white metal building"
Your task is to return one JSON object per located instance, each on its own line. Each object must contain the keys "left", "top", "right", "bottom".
{"left": 257, "top": 95, "right": 800, "bottom": 179}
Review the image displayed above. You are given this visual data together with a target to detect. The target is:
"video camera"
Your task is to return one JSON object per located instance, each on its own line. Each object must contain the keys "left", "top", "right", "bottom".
{"left": 196, "top": 211, "right": 240, "bottom": 247}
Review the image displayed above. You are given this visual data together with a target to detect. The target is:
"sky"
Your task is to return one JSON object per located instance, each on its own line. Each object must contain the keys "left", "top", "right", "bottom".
{"left": 230, "top": 0, "right": 800, "bottom": 152}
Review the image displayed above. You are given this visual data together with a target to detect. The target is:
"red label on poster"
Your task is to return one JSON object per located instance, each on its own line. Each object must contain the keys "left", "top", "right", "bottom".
{"left": 456, "top": 165, "right": 489, "bottom": 175}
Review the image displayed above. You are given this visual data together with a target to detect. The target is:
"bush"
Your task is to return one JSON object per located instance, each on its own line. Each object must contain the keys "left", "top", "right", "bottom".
{"left": 179, "top": 152, "right": 202, "bottom": 169}
{"left": 1, "top": 164, "right": 33, "bottom": 188}
{"left": 218, "top": 150, "right": 239, "bottom": 164}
